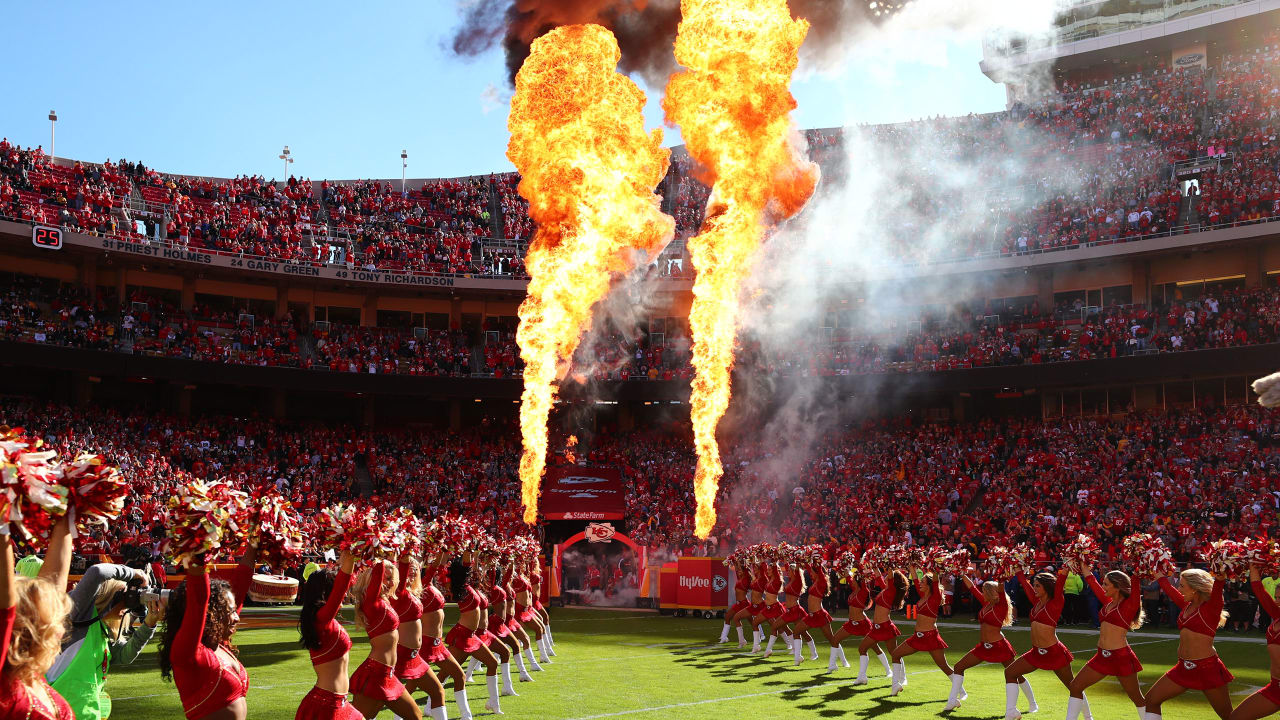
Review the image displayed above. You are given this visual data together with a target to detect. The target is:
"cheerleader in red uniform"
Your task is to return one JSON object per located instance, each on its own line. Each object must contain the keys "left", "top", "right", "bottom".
{"left": 888, "top": 566, "right": 950, "bottom": 696}
{"left": 1001, "top": 567, "right": 1082, "bottom": 720}
{"left": 1145, "top": 568, "right": 1235, "bottom": 719}
{"left": 774, "top": 559, "right": 817, "bottom": 664}
{"left": 392, "top": 557, "right": 446, "bottom": 720}
{"left": 513, "top": 558, "right": 549, "bottom": 667}
{"left": 746, "top": 562, "right": 768, "bottom": 653}
{"left": 856, "top": 571, "right": 908, "bottom": 686}
{"left": 445, "top": 555, "right": 503, "bottom": 715}
{"left": 475, "top": 562, "right": 519, "bottom": 698}
{"left": 801, "top": 558, "right": 849, "bottom": 672}
{"left": 296, "top": 551, "right": 362, "bottom": 720}
{"left": 945, "top": 574, "right": 1032, "bottom": 713}
{"left": 830, "top": 571, "right": 893, "bottom": 682}
{"left": 1229, "top": 563, "right": 1280, "bottom": 719}
{"left": 1067, "top": 564, "right": 1147, "bottom": 720}
{"left": 2, "top": 516, "right": 74, "bottom": 720}
{"left": 719, "top": 557, "right": 751, "bottom": 646}
{"left": 499, "top": 557, "right": 538, "bottom": 680}
{"left": 159, "top": 544, "right": 257, "bottom": 720}
{"left": 759, "top": 561, "right": 789, "bottom": 657}
{"left": 348, "top": 560, "right": 421, "bottom": 719}
{"left": 422, "top": 555, "right": 472, "bottom": 720}
{"left": 530, "top": 559, "right": 555, "bottom": 657}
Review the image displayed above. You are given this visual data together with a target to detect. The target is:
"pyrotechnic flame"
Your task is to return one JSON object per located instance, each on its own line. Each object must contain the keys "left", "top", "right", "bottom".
{"left": 508, "top": 24, "right": 675, "bottom": 524}
{"left": 663, "top": 0, "right": 819, "bottom": 538}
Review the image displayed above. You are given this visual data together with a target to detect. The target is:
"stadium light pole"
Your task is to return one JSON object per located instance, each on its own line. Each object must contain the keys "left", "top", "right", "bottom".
{"left": 48, "top": 110, "right": 57, "bottom": 160}
{"left": 279, "top": 145, "right": 293, "bottom": 181}
{"left": 401, "top": 150, "right": 408, "bottom": 196}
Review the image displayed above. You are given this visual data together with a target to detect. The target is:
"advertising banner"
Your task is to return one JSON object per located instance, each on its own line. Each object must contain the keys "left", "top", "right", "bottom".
{"left": 676, "top": 556, "right": 729, "bottom": 611}
{"left": 659, "top": 562, "right": 679, "bottom": 609}
{"left": 1172, "top": 44, "right": 1207, "bottom": 71}
{"left": 540, "top": 466, "right": 625, "bottom": 520}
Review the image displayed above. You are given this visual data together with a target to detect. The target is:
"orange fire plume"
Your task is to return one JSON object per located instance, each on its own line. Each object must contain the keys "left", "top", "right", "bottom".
{"left": 508, "top": 24, "right": 675, "bottom": 524}
{"left": 663, "top": 0, "right": 819, "bottom": 538}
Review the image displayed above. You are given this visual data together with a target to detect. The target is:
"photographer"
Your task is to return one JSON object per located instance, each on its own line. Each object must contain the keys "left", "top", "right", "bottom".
{"left": 45, "top": 562, "right": 166, "bottom": 719}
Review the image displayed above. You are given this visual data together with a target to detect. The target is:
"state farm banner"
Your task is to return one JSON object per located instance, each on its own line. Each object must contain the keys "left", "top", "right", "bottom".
{"left": 676, "top": 556, "right": 729, "bottom": 611}
{"left": 540, "top": 465, "right": 625, "bottom": 520}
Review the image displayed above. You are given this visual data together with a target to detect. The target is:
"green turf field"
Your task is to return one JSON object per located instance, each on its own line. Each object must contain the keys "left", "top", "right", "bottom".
{"left": 103, "top": 607, "right": 1272, "bottom": 719}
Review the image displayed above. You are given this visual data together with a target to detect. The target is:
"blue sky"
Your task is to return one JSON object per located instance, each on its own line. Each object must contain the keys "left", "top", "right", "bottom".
{"left": 0, "top": 2, "right": 1007, "bottom": 181}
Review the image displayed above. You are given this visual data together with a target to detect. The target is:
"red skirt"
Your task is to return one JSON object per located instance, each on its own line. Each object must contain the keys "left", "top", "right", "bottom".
{"left": 1021, "top": 641, "right": 1073, "bottom": 671}
{"left": 1084, "top": 645, "right": 1143, "bottom": 677}
{"left": 729, "top": 600, "right": 750, "bottom": 616}
{"left": 507, "top": 618, "right": 523, "bottom": 634}
{"left": 1162, "top": 654, "right": 1235, "bottom": 691}
{"left": 519, "top": 609, "right": 537, "bottom": 623}
{"left": 446, "top": 624, "right": 482, "bottom": 655}
{"left": 749, "top": 603, "right": 765, "bottom": 616}
{"left": 803, "top": 609, "right": 833, "bottom": 628}
{"left": 906, "top": 628, "right": 948, "bottom": 651}
{"left": 296, "top": 686, "right": 363, "bottom": 720}
{"left": 971, "top": 637, "right": 1016, "bottom": 664}
{"left": 476, "top": 630, "right": 495, "bottom": 647}
{"left": 394, "top": 645, "right": 430, "bottom": 681}
{"left": 763, "top": 603, "right": 786, "bottom": 620}
{"left": 781, "top": 604, "right": 807, "bottom": 624}
{"left": 533, "top": 599, "right": 544, "bottom": 610}
{"left": 840, "top": 618, "right": 871, "bottom": 637}
{"left": 1260, "top": 677, "right": 1280, "bottom": 705}
{"left": 350, "top": 658, "right": 405, "bottom": 702}
{"left": 423, "top": 636, "right": 452, "bottom": 664}
{"left": 867, "top": 620, "right": 900, "bottom": 642}
{"left": 488, "top": 617, "right": 511, "bottom": 638}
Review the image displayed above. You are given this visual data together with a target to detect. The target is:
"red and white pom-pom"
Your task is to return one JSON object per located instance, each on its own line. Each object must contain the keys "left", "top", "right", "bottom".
{"left": 1062, "top": 534, "right": 1101, "bottom": 574}
{"left": 62, "top": 453, "right": 127, "bottom": 533}
{"left": 0, "top": 427, "right": 70, "bottom": 548}
{"left": 162, "top": 478, "right": 248, "bottom": 565}
{"left": 881, "top": 543, "right": 908, "bottom": 570}
{"left": 980, "top": 545, "right": 1012, "bottom": 579}
{"left": 860, "top": 545, "right": 888, "bottom": 577}
{"left": 903, "top": 545, "right": 927, "bottom": 569}
{"left": 938, "top": 548, "right": 972, "bottom": 577}
{"left": 246, "top": 489, "right": 304, "bottom": 569}
{"left": 316, "top": 503, "right": 354, "bottom": 550}
{"left": 1245, "top": 538, "right": 1280, "bottom": 576}
{"left": 1120, "top": 533, "right": 1176, "bottom": 577}
{"left": 1009, "top": 543, "right": 1036, "bottom": 575}
{"left": 387, "top": 508, "right": 424, "bottom": 557}
{"left": 832, "top": 549, "right": 859, "bottom": 579}
{"left": 1199, "top": 540, "right": 1249, "bottom": 579}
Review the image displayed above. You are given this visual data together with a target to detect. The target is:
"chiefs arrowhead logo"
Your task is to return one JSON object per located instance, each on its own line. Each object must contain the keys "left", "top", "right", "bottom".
{"left": 1037, "top": 648, "right": 1048, "bottom": 655}
{"left": 1182, "top": 660, "right": 1196, "bottom": 670}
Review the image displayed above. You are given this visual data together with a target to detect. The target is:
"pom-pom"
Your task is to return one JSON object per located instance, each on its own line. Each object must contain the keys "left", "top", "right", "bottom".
{"left": 1120, "top": 533, "right": 1176, "bottom": 577}
{"left": 1062, "top": 534, "right": 1101, "bottom": 574}
{"left": 832, "top": 549, "right": 859, "bottom": 579}
{"left": 162, "top": 478, "right": 249, "bottom": 565}
{"left": 62, "top": 453, "right": 128, "bottom": 533}
{"left": 1009, "top": 543, "right": 1036, "bottom": 575}
{"left": 1199, "top": 539, "right": 1249, "bottom": 579}
{"left": 246, "top": 489, "right": 304, "bottom": 569}
{"left": 0, "top": 427, "right": 69, "bottom": 548}
{"left": 860, "top": 545, "right": 887, "bottom": 577}
{"left": 937, "top": 548, "right": 971, "bottom": 577}
{"left": 1245, "top": 538, "right": 1280, "bottom": 576}
{"left": 384, "top": 508, "right": 423, "bottom": 558}
{"left": 422, "top": 513, "right": 479, "bottom": 557}
{"left": 980, "top": 545, "right": 1013, "bottom": 579}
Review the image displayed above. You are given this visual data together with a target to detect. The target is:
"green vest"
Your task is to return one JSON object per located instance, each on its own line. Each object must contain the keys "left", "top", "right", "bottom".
{"left": 51, "top": 618, "right": 111, "bottom": 720}
{"left": 1064, "top": 573, "right": 1084, "bottom": 595}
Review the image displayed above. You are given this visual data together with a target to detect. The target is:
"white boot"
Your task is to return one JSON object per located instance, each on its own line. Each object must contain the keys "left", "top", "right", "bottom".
{"left": 792, "top": 637, "right": 804, "bottom": 665}
{"left": 513, "top": 651, "right": 533, "bottom": 682}
{"left": 838, "top": 645, "right": 851, "bottom": 668}
{"left": 807, "top": 638, "right": 819, "bottom": 660}
{"left": 854, "top": 654, "right": 869, "bottom": 685}
{"left": 484, "top": 675, "right": 504, "bottom": 714}
{"left": 719, "top": 623, "right": 731, "bottom": 643}
{"left": 1081, "top": 693, "right": 1094, "bottom": 720}
{"left": 878, "top": 651, "right": 894, "bottom": 681}
{"left": 464, "top": 658, "right": 478, "bottom": 683}
{"left": 943, "top": 674, "right": 966, "bottom": 711}
{"left": 454, "top": 689, "right": 474, "bottom": 720}
{"left": 1003, "top": 682, "right": 1022, "bottom": 720}
{"left": 750, "top": 629, "right": 761, "bottom": 653}
{"left": 430, "top": 705, "right": 448, "bottom": 720}
{"left": 1019, "top": 679, "right": 1038, "bottom": 713}
{"left": 538, "top": 635, "right": 551, "bottom": 664}
{"left": 1065, "top": 697, "right": 1084, "bottom": 720}
{"left": 500, "top": 662, "right": 518, "bottom": 696}
{"left": 545, "top": 626, "right": 556, "bottom": 656}
{"left": 736, "top": 625, "right": 746, "bottom": 647}
{"left": 890, "top": 662, "right": 904, "bottom": 696}
{"left": 763, "top": 635, "right": 777, "bottom": 658}
{"left": 826, "top": 645, "right": 840, "bottom": 673}
{"left": 525, "top": 645, "right": 544, "bottom": 672}
{"left": 1145, "top": 713, "right": 1160, "bottom": 720}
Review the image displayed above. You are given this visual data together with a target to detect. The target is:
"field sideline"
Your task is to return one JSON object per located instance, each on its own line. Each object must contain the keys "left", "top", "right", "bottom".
{"left": 102, "top": 607, "right": 1272, "bottom": 719}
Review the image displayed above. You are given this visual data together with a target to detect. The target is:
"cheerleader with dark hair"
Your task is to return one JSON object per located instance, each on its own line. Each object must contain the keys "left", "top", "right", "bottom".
{"left": 1229, "top": 563, "right": 1280, "bottom": 720}
{"left": 446, "top": 553, "right": 502, "bottom": 715}
{"left": 855, "top": 570, "right": 908, "bottom": 686}
{"left": 719, "top": 557, "right": 751, "bottom": 646}
{"left": 421, "top": 554, "right": 472, "bottom": 720}
{"left": 512, "top": 557, "right": 549, "bottom": 668}
{"left": 759, "top": 560, "right": 789, "bottom": 657}
{"left": 1001, "top": 567, "right": 1082, "bottom": 720}
{"left": 1067, "top": 562, "right": 1147, "bottom": 720}
{"left": 529, "top": 559, "right": 555, "bottom": 657}
{"left": 800, "top": 557, "right": 849, "bottom": 672}
{"left": 829, "top": 571, "right": 892, "bottom": 682}
{"left": 774, "top": 559, "right": 817, "bottom": 664}
{"left": 499, "top": 556, "right": 539, "bottom": 681}
{"left": 944, "top": 573, "right": 1031, "bottom": 714}
{"left": 745, "top": 562, "right": 768, "bottom": 653}
{"left": 888, "top": 566, "right": 950, "bottom": 696}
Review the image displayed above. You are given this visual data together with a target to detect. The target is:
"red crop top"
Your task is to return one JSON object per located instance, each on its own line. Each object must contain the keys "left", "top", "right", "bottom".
{"left": 309, "top": 570, "right": 354, "bottom": 666}
{"left": 458, "top": 584, "right": 482, "bottom": 613}
{"left": 967, "top": 579, "right": 1009, "bottom": 628}
{"left": 1086, "top": 574, "right": 1141, "bottom": 629}
{"left": 784, "top": 568, "right": 804, "bottom": 596}
{"left": 765, "top": 566, "right": 783, "bottom": 595}
{"left": 1160, "top": 577, "right": 1224, "bottom": 637}
{"left": 511, "top": 574, "right": 529, "bottom": 593}
{"left": 1252, "top": 580, "right": 1280, "bottom": 646}
{"left": 735, "top": 571, "right": 750, "bottom": 592}
{"left": 807, "top": 565, "right": 828, "bottom": 598}
{"left": 392, "top": 562, "right": 424, "bottom": 624}
{"left": 172, "top": 565, "right": 251, "bottom": 720}
{"left": 1, "top": 605, "right": 74, "bottom": 720}
{"left": 1017, "top": 569, "right": 1067, "bottom": 628}
{"left": 361, "top": 562, "right": 399, "bottom": 639}
{"left": 873, "top": 575, "right": 899, "bottom": 610}
{"left": 421, "top": 570, "right": 446, "bottom": 615}
{"left": 914, "top": 575, "right": 944, "bottom": 619}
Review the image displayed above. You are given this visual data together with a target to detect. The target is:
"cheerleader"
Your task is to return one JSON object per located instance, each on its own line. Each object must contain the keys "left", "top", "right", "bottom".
{"left": 775, "top": 559, "right": 818, "bottom": 664}
{"left": 1002, "top": 567, "right": 1086, "bottom": 720}
{"left": 158, "top": 544, "right": 257, "bottom": 720}
{"left": 1144, "top": 568, "right": 1234, "bottom": 719}
{"left": 759, "top": 560, "right": 789, "bottom": 657}
{"left": 1067, "top": 564, "right": 1147, "bottom": 720}
{"left": 422, "top": 555, "right": 472, "bottom": 720}
{"left": 944, "top": 574, "right": 1034, "bottom": 714}
{"left": 499, "top": 557, "right": 539, "bottom": 680}
{"left": 888, "top": 566, "right": 950, "bottom": 696}
{"left": 445, "top": 554, "right": 503, "bottom": 715}
{"left": 1, "top": 516, "right": 74, "bottom": 720}
{"left": 855, "top": 571, "right": 908, "bottom": 686}
{"left": 477, "top": 561, "right": 523, "bottom": 697}
{"left": 719, "top": 557, "right": 751, "bottom": 646}
{"left": 512, "top": 558, "right": 549, "bottom": 668}
{"left": 530, "top": 559, "right": 555, "bottom": 657}
{"left": 392, "top": 557, "right": 447, "bottom": 720}
{"left": 746, "top": 562, "right": 768, "bottom": 653}
{"left": 1229, "top": 564, "right": 1280, "bottom": 719}
{"left": 296, "top": 551, "right": 362, "bottom": 720}
{"left": 348, "top": 560, "right": 422, "bottom": 719}
{"left": 830, "top": 571, "right": 893, "bottom": 682}
{"left": 801, "top": 559, "right": 849, "bottom": 672}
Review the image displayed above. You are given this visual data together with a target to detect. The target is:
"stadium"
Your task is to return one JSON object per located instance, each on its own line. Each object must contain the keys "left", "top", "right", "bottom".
{"left": 2, "top": 1, "right": 1280, "bottom": 719}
